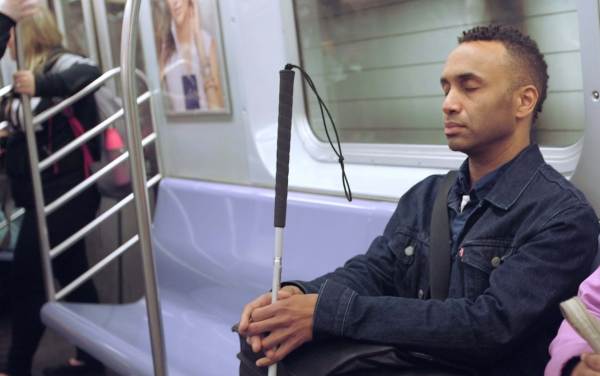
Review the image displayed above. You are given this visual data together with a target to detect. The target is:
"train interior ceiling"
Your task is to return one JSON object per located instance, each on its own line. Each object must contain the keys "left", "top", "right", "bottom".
{"left": 0, "top": 0, "right": 599, "bottom": 375}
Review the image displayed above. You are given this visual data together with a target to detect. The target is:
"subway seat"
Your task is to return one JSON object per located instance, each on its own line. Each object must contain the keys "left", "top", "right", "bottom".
{"left": 41, "top": 177, "right": 396, "bottom": 376}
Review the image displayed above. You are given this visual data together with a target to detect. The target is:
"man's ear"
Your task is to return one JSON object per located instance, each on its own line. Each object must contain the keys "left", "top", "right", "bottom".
{"left": 515, "top": 84, "right": 539, "bottom": 121}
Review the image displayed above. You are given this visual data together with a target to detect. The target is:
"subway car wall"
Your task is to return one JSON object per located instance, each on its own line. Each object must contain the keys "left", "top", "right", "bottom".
{"left": 0, "top": 1, "right": 597, "bottom": 204}
{"left": 145, "top": 0, "right": 600, "bottom": 207}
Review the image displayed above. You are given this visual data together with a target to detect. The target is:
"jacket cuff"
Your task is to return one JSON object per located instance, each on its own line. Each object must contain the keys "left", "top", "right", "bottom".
{"left": 282, "top": 280, "right": 319, "bottom": 294}
{"left": 312, "top": 279, "right": 357, "bottom": 340}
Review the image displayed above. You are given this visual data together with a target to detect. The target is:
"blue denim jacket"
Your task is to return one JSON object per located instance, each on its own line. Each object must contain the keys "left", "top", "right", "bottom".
{"left": 292, "top": 144, "right": 600, "bottom": 375}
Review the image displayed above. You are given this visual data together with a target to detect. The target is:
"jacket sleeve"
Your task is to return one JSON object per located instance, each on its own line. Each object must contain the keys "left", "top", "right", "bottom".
{"left": 545, "top": 266, "right": 600, "bottom": 376}
{"left": 309, "top": 204, "right": 599, "bottom": 367}
{"left": 0, "top": 13, "right": 15, "bottom": 59}
{"left": 35, "top": 60, "right": 101, "bottom": 98}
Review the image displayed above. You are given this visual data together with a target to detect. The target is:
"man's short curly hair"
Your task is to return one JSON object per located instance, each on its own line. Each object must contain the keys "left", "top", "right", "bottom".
{"left": 459, "top": 25, "right": 548, "bottom": 123}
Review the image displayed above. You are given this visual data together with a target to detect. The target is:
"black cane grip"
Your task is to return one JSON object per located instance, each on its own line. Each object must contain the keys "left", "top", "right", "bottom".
{"left": 274, "top": 69, "right": 295, "bottom": 228}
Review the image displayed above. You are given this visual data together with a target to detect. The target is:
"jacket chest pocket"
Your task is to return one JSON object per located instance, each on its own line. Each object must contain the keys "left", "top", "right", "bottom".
{"left": 459, "top": 241, "right": 513, "bottom": 300}
{"left": 389, "top": 231, "right": 428, "bottom": 298}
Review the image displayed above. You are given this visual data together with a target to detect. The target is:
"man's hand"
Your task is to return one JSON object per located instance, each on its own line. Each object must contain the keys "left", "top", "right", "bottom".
{"left": 13, "top": 70, "right": 35, "bottom": 96}
{"left": 573, "top": 353, "right": 600, "bottom": 375}
{"left": 0, "top": 0, "right": 39, "bottom": 22}
{"left": 239, "top": 286, "right": 303, "bottom": 354}
{"left": 244, "top": 292, "right": 318, "bottom": 367}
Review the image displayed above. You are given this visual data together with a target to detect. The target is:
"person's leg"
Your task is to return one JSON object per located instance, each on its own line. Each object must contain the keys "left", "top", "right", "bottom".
{"left": 49, "top": 187, "right": 102, "bottom": 370}
{"left": 52, "top": 236, "right": 102, "bottom": 368}
{"left": 4, "top": 210, "right": 46, "bottom": 376}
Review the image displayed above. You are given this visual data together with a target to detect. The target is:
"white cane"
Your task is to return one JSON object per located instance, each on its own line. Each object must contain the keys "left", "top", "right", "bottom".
{"left": 268, "top": 67, "right": 295, "bottom": 376}
{"left": 268, "top": 64, "right": 352, "bottom": 375}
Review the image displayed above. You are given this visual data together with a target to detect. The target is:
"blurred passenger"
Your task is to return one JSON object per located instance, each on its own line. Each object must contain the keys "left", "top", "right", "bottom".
{"left": 546, "top": 267, "right": 600, "bottom": 376}
{"left": 0, "top": 7, "right": 103, "bottom": 376}
{"left": 238, "top": 25, "right": 600, "bottom": 375}
{"left": 158, "top": 0, "right": 224, "bottom": 112}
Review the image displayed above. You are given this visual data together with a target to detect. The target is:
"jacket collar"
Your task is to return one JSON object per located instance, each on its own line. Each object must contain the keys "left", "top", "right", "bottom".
{"left": 480, "top": 143, "right": 545, "bottom": 211}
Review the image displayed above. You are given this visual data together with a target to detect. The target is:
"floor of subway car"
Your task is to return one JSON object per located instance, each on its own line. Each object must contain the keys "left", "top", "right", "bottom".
{"left": 0, "top": 312, "right": 116, "bottom": 376}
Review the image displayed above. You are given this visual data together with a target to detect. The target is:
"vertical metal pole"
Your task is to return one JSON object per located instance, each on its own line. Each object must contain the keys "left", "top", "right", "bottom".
{"left": 15, "top": 26, "right": 56, "bottom": 301}
{"left": 138, "top": 0, "right": 167, "bottom": 176}
{"left": 117, "top": 210, "right": 123, "bottom": 304}
{"left": 120, "top": 1, "right": 168, "bottom": 375}
{"left": 572, "top": 0, "right": 600, "bottom": 215}
{"left": 81, "top": 0, "right": 99, "bottom": 65}
{"left": 51, "top": 0, "right": 67, "bottom": 48}
{"left": 91, "top": 0, "right": 118, "bottom": 93}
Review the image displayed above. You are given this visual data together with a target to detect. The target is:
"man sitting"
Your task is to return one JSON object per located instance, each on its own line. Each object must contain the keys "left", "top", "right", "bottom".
{"left": 239, "top": 25, "right": 600, "bottom": 375}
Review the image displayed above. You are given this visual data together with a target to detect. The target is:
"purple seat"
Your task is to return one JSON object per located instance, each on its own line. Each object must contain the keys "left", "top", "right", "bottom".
{"left": 41, "top": 178, "right": 396, "bottom": 375}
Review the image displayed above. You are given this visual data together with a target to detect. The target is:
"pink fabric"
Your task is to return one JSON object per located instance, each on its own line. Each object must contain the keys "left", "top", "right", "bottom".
{"left": 104, "top": 127, "right": 124, "bottom": 151}
{"left": 64, "top": 107, "right": 93, "bottom": 178}
{"left": 545, "top": 266, "right": 600, "bottom": 375}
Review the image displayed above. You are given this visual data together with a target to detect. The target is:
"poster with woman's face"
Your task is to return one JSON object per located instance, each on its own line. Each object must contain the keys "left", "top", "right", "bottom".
{"left": 152, "top": 0, "right": 229, "bottom": 115}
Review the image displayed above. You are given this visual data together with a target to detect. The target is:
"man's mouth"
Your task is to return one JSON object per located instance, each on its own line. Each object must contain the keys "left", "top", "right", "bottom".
{"left": 444, "top": 122, "right": 465, "bottom": 136}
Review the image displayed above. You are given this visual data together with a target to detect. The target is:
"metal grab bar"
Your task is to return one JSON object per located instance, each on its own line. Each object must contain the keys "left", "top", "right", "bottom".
{"left": 56, "top": 234, "right": 139, "bottom": 301}
{"left": 50, "top": 174, "right": 161, "bottom": 259}
{"left": 121, "top": 0, "right": 168, "bottom": 375}
{"left": 44, "top": 132, "right": 157, "bottom": 216}
{"left": 0, "top": 84, "right": 12, "bottom": 99}
{"left": 0, "top": 76, "right": 152, "bottom": 231}
{"left": 11, "top": 2, "right": 163, "bottom": 318}
{"left": 16, "top": 23, "right": 56, "bottom": 301}
{"left": 39, "top": 91, "right": 152, "bottom": 171}
{"left": 0, "top": 208, "right": 25, "bottom": 232}
{"left": 33, "top": 67, "right": 148, "bottom": 126}
{"left": 33, "top": 67, "right": 119, "bottom": 125}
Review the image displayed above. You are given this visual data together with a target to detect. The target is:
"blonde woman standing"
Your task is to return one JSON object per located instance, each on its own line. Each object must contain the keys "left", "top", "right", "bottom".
{"left": 0, "top": 7, "right": 103, "bottom": 376}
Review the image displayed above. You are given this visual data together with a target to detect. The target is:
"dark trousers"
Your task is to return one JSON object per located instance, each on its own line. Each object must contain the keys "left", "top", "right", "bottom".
{"left": 4, "top": 186, "right": 101, "bottom": 376}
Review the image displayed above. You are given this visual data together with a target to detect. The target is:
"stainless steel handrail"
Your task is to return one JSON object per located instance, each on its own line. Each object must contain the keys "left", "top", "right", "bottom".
{"left": 33, "top": 67, "right": 119, "bottom": 125}
{"left": 0, "top": 207, "right": 25, "bottom": 232}
{"left": 0, "top": 84, "right": 12, "bottom": 99}
{"left": 39, "top": 90, "right": 152, "bottom": 171}
{"left": 16, "top": 25, "right": 56, "bottom": 302}
{"left": 50, "top": 173, "right": 161, "bottom": 259}
{"left": 33, "top": 67, "right": 148, "bottom": 126}
{"left": 121, "top": 0, "right": 168, "bottom": 375}
{"left": 11, "top": 4, "right": 163, "bottom": 327}
{"left": 55, "top": 234, "right": 139, "bottom": 301}
{"left": 44, "top": 132, "right": 157, "bottom": 216}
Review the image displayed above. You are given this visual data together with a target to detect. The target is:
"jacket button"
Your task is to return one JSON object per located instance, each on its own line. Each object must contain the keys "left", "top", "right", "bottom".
{"left": 418, "top": 289, "right": 425, "bottom": 299}
{"left": 404, "top": 246, "right": 414, "bottom": 257}
{"left": 491, "top": 256, "right": 501, "bottom": 268}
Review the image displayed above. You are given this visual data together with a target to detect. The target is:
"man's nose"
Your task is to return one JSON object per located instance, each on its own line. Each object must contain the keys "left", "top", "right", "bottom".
{"left": 442, "top": 90, "right": 461, "bottom": 115}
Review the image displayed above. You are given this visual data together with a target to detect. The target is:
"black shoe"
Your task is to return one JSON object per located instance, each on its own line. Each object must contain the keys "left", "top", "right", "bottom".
{"left": 42, "top": 362, "right": 104, "bottom": 376}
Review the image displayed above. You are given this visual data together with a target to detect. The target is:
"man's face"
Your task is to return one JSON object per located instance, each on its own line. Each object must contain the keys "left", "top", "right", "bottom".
{"left": 440, "top": 41, "right": 520, "bottom": 157}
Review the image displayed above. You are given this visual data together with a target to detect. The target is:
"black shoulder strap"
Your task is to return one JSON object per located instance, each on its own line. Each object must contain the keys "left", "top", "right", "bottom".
{"left": 429, "top": 170, "right": 457, "bottom": 300}
{"left": 42, "top": 48, "right": 69, "bottom": 73}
